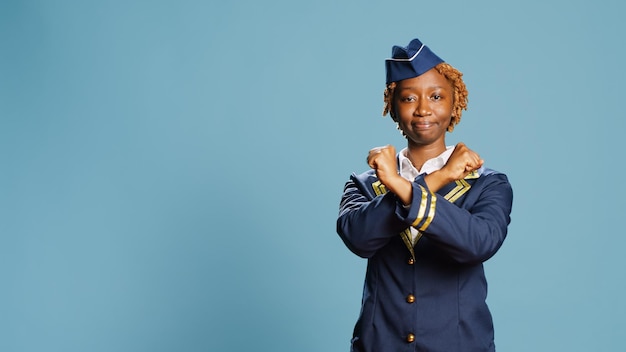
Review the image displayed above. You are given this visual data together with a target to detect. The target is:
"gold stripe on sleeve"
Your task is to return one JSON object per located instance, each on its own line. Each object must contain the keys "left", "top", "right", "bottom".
{"left": 443, "top": 181, "right": 463, "bottom": 201}
{"left": 411, "top": 186, "right": 428, "bottom": 227}
{"left": 371, "top": 180, "right": 388, "bottom": 196}
{"left": 419, "top": 193, "right": 437, "bottom": 231}
{"left": 447, "top": 179, "right": 471, "bottom": 203}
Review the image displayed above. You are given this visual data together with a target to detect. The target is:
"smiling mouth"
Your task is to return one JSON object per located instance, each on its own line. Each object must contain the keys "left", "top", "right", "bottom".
{"left": 413, "top": 122, "right": 434, "bottom": 129}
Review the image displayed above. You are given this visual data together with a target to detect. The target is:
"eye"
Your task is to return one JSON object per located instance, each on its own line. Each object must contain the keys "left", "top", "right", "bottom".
{"left": 401, "top": 96, "right": 416, "bottom": 102}
{"left": 431, "top": 94, "right": 442, "bottom": 101}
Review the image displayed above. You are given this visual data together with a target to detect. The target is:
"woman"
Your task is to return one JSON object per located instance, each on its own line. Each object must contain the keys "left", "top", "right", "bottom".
{"left": 337, "top": 37, "right": 514, "bottom": 352}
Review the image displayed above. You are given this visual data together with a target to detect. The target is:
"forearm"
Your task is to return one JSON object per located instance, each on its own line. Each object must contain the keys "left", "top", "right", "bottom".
{"left": 419, "top": 174, "right": 514, "bottom": 264}
{"left": 380, "top": 174, "right": 413, "bottom": 206}
{"left": 337, "top": 181, "right": 408, "bottom": 258}
{"left": 424, "top": 169, "right": 454, "bottom": 193}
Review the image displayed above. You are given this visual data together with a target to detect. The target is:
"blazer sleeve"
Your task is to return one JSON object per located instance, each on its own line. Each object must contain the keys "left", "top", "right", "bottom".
{"left": 336, "top": 174, "right": 410, "bottom": 258}
{"left": 398, "top": 172, "right": 513, "bottom": 264}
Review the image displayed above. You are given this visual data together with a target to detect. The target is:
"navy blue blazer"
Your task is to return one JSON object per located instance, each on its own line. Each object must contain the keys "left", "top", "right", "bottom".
{"left": 337, "top": 164, "right": 513, "bottom": 352}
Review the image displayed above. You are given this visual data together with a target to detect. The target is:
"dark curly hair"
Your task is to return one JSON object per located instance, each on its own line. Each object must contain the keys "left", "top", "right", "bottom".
{"left": 382, "top": 62, "right": 469, "bottom": 132}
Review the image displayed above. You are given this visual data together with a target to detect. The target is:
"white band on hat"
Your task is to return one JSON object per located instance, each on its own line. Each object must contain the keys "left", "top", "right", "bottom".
{"left": 385, "top": 44, "right": 425, "bottom": 62}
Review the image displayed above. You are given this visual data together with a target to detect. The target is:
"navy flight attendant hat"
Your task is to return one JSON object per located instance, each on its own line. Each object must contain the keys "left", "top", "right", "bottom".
{"left": 385, "top": 38, "right": 444, "bottom": 84}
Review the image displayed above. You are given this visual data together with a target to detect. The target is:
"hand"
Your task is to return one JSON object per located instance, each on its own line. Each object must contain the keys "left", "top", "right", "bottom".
{"left": 367, "top": 145, "right": 398, "bottom": 184}
{"left": 367, "top": 145, "right": 412, "bottom": 205}
{"left": 441, "top": 142, "right": 484, "bottom": 181}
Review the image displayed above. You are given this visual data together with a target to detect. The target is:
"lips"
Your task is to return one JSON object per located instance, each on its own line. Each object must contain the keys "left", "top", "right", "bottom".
{"left": 413, "top": 122, "right": 434, "bottom": 129}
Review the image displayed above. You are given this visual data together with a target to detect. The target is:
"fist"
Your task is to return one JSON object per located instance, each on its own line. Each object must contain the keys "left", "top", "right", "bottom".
{"left": 367, "top": 145, "right": 398, "bottom": 183}
{"left": 443, "top": 142, "right": 484, "bottom": 180}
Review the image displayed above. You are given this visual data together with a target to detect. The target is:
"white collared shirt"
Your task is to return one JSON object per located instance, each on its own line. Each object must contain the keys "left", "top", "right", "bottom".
{"left": 398, "top": 146, "right": 454, "bottom": 180}
{"left": 397, "top": 146, "right": 454, "bottom": 243}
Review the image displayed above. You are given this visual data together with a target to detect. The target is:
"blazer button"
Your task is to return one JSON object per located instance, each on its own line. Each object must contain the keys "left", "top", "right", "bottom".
{"left": 406, "top": 333, "right": 415, "bottom": 343}
{"left": 407, "top": 257, "right": 415, "bottom": 265}
{"left": 406, "top": 294, "right": 415, "bottom": 303}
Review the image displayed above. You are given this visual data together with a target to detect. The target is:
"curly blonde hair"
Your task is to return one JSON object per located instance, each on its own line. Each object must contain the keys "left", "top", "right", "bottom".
{"left": 382, "top": 62, "right": 468, "bottom": 132}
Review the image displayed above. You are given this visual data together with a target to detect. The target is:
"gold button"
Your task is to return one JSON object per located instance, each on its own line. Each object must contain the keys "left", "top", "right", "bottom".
{"left": 406, "top": 294, "right": 415, "bottom": 303}
{"left": 407, "top": 257, "right": 415, "bottom": 265}
{"left": 406, "top": 333, "right": 415, "bottom": 343}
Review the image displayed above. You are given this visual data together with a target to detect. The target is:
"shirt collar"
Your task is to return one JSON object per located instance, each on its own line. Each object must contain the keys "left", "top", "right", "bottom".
{"left": 398, "top": 146, "right": 454, "bottom": 181}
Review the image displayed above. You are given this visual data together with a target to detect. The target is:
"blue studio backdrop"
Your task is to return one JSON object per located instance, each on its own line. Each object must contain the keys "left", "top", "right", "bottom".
{"left": 1, "top": 0, "right": 625, "bottom": 351}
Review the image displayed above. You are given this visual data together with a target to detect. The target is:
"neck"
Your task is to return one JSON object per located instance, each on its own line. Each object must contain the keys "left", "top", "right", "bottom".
{"left": 406, "top": 142, "right": 447, "bottom": 171}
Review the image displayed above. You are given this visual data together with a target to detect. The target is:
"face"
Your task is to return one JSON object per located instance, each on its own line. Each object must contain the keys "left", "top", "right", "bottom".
{"left": 393, "top": 68, "right": 454, "bottom": 148}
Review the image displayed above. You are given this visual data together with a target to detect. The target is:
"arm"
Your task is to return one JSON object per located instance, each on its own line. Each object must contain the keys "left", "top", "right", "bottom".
{"left": 336, "top": 144, "right": 418, "bottom": 258}
{"left": 368, "top": 142, "right": 484, "bottom": 203}
{"left": 366, "top": 145, "right": 412, "bottom": 205}
{"left": 337, "top": 143, "right": 479, "bottom": 258}
{"left": 407, "top": 173, "right": 514, "bottom": 264}
{"left": 424, "top": 142, "right": 484, "bottom": 193}
{"left": 336, "top": 177, "right": 409, "bottom": 258}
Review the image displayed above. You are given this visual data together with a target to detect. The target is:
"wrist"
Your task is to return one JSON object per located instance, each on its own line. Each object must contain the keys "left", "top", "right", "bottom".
{"left": 383, "top": 174, "right": 412, "bottom": 206}
{"left": 424, "top": 169, "right": 453, "bottom": 193}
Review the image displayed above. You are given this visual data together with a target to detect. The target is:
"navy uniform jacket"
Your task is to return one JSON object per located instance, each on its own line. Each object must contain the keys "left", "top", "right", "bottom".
{"left": 337, "top": 162, "right": 513, "bottom": 352}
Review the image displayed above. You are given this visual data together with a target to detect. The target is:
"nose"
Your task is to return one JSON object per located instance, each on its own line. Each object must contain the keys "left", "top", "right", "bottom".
{"left": 413, "top": 98, "right": 431, "bottom": 117}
